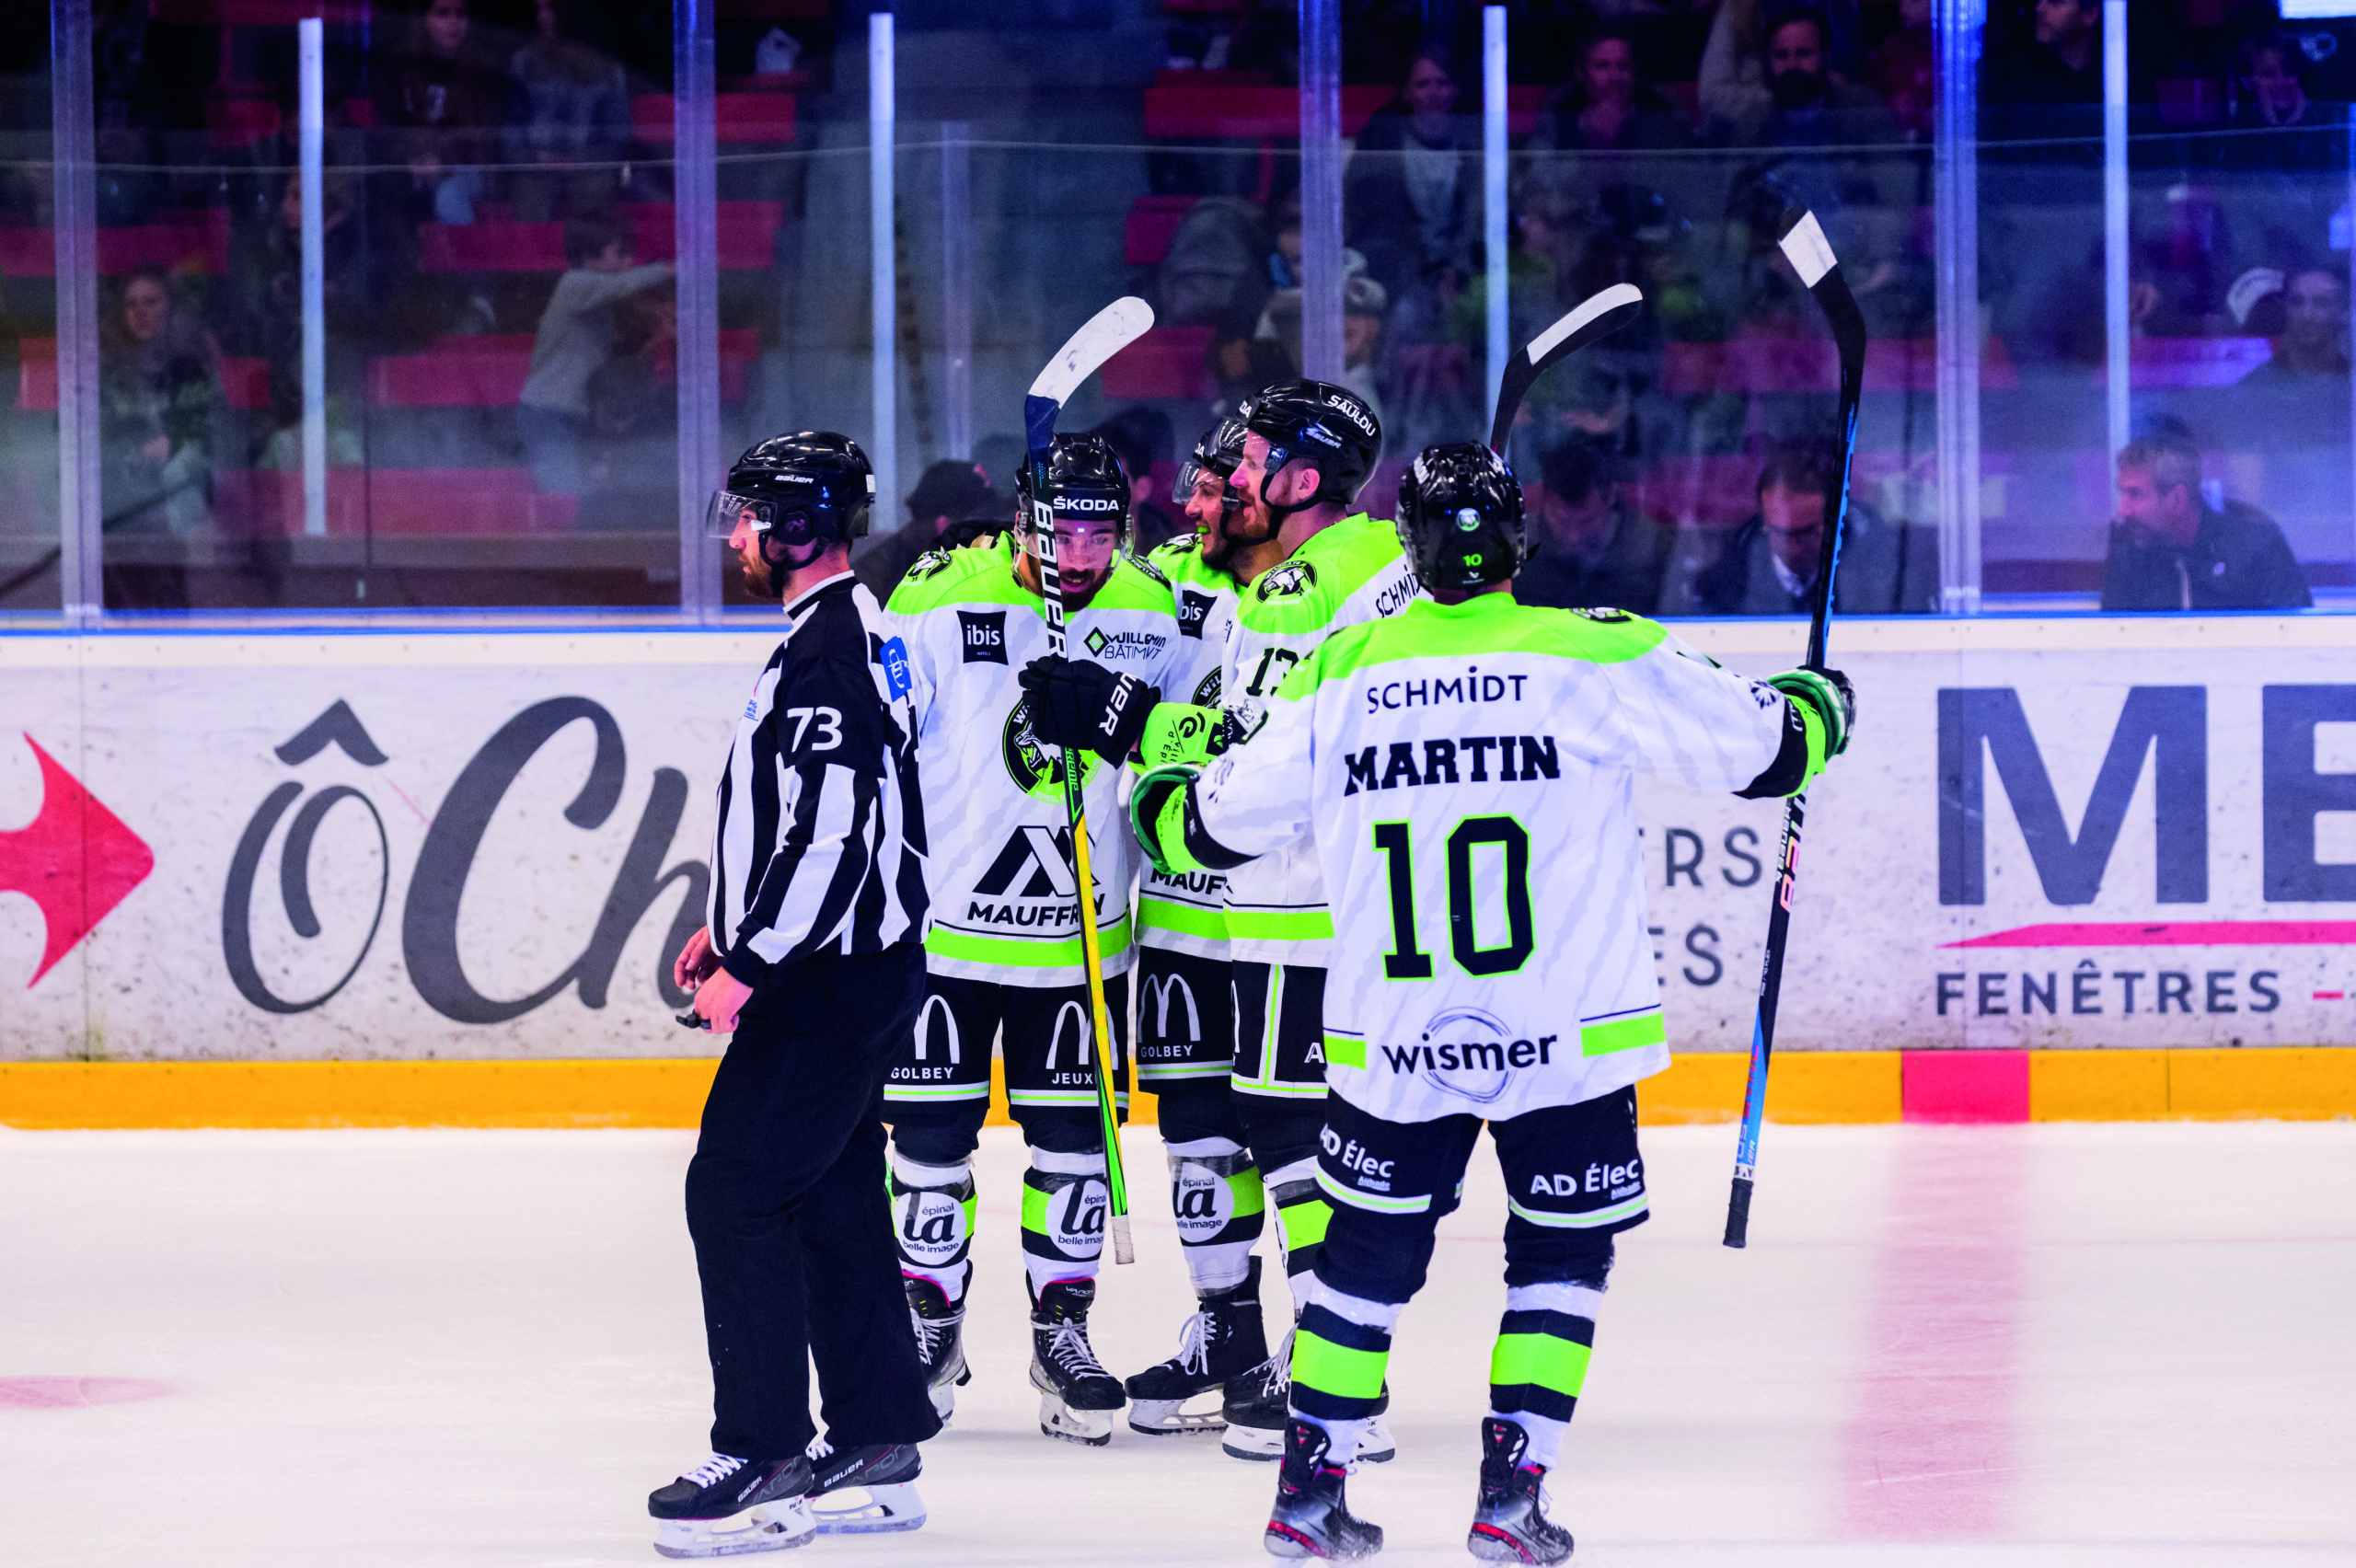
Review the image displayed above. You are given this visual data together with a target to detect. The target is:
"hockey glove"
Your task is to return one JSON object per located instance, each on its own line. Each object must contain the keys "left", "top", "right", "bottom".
{"left": 1019, "top": 655, "right": 1158, "bottom": 764}
{"left": 1767, "top": 666, "right": 1855, "bottom": 757}
{"left": 1136, "top": 701, "right": 1230, "bottom": 770}
{"left": 1129, "top": 764, "right": 1203, "bottom": 877}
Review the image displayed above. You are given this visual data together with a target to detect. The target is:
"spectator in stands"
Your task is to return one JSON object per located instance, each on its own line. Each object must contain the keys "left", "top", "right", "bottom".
{"left": 518, "top": 213, "right": 673, "bottom": 494}
{"left": 1721, "top": 9, "right": 1893, "bottom": 148}
{"left": 1256, "top": 271, "right": 1389, "bottom": 432}
{"left": 1513, "top": 436, "right": 1671, "bottom": 615}
{"left": 853, "top": 459, "right": 996, "bottom": 601}
{"left": 1091, "top": 408, "right": 1180, "bottom": 555}
{"left": 1980, "top": 0, "right": 2100, "bottom": 110}
{"left": 2102, "top": 432, "right": 2310, "bottom": 611}
{"left": 1531, "top": 25, "right": 1695, "bottom": 156}
{"left": 100, "top": 268, "right": 220, "bottom": 538}
{"left": 1684, "top": 437, "right": 1935, "bottom": 615}
{"left": 1701, "top": 0, "right": 1864, "bottom": 129}
{"left": 2211, "top": 33, "right": 2349, "bottom": 279}
{"left": 380, "top": 0, "right": 509, "bottom": 225}
{"left": 1346, "top": 48, "right": 1476, "bottom": 344}
{"left": 2243, "top": 269, "right": 2350, "bottom": 386}
{"left": 505, "top": 0, "right": 631, "bottom": 222}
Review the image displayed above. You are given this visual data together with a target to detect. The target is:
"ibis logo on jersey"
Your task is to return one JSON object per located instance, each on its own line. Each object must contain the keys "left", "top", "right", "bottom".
{"left": 1001, "top": 702, "right": 1100, "bottom": 801}
{"left": 1176, "top": 588, "right": 1218, "bottom": 640}
{"left": 1081, "top": 627, "right": 1171, "bottom": 662}
{"left": 1255, "top": 560, "right": 1317, "bottom": 602}
{"left": 1377, "top": 1008, "right": 1559, "bottom": 1103}
{"left": 960, "top": 611, "right": 1008, "bottom": 664}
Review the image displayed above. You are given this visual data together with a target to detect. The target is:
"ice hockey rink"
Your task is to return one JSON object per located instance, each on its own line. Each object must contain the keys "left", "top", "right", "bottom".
{"left": 4, "top": 1119, "right": 2351, "bottom": 1568}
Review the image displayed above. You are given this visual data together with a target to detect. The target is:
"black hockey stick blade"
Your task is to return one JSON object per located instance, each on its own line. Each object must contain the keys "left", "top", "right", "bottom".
{"left": 1487, "top": 282, "right": 1645, "bottom": 455}
{"left": 1722, "top": 209, "right": 1866, "bottom": 1251}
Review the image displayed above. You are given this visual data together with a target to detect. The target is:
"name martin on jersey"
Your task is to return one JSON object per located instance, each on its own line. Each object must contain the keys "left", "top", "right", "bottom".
{"left": 1342, "top": 735, "right": 1562, "bottom": 794}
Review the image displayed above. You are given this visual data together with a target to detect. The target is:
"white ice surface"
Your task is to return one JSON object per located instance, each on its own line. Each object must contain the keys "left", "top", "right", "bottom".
{"left": 2, "top": 1122, "right": 2352, "bottom": 1567}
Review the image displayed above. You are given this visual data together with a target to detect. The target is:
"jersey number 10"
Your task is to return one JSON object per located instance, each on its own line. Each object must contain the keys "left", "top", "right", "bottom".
{"left": 1370, "top": 817, "right": 1534, "bottom": 980}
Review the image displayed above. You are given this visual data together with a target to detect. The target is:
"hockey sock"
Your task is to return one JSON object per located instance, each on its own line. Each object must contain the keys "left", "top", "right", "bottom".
{"left": 1266, "top": 1155, "right": 1330, "bottom": 1285}
{"left": 1290, "top": 1282, "right": 1400, "bottom": 1464}
{"left": 1164, "top": 1136, "right": 1265, "bottom": 1294}
{"left": 1486, "top": 1281, "right": 1603, "bottom": 1471}
{"left": 888, "top": 1152, "right": 976, "bottom": 1305}
{"left": 1022, "top": 1148, "right": 1108, "bottom": 1297}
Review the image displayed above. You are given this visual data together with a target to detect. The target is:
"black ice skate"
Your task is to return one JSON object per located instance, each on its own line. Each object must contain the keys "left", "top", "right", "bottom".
{"left": 1126, "top": 1255, "right": 1271, "bottom": 1435}
{"left": 906, "top": 1277, "right": 970, "bottom": 1422}
{"left": 1223, "top": 1331, "right": 1396, "bottom": 1465}
{"left": 806, "top": 1439, "right": 926, "bottom": 1535}
{"left": 648, "top": 1453, "right": 814, "bottom": 1558}
{"left": 1028, "top": 1277, "right": 1126, "bottom": 1447}
{"left": 1264, "top": 1418, "right": 1383, "bottom": 1561}
{"left": 1466, "top": 1418, "right": 1576, "bottom": 1565}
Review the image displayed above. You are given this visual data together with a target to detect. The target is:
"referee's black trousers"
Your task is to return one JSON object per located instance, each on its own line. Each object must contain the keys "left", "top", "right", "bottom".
{"left": 686, "top": 944, "right": 942, "bottom": 1462}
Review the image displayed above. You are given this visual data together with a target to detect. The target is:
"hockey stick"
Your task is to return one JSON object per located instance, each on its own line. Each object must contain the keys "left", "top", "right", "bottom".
{"left": 1024, "top": 295, "right": 1156, "bottom": 1266}
{"left": 1486, "top": 282, "right": 1646, "bottom": 455}
{"left": 1722, "top": 210, "right": 1865, "bottom": 1250}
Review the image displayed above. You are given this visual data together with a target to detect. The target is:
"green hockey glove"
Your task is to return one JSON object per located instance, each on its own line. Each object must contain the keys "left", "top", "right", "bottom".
{"left": 1767, "top": 666, "right": 1854, "bottom": 758}
{"left": 1136, "top": 701, "right": 1229, "bottom": 770}
{"left": 1129, "top": 764, "right": 1206, "bottom": 876}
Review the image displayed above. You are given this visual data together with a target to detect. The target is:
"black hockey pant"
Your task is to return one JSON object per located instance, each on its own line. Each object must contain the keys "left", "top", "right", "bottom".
{"left": 686, "top": 945, "right": 942, "bottom": 1462}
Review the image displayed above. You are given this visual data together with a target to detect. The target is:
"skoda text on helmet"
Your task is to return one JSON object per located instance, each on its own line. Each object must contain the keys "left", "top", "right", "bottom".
{"left": 1172, "top": 415, "right": 1249, "bottom": 512}
{"left": 1237, "top": 378, "right": 1381, "bottom": 529}
{"left": 707, "top": 431, "right": 877, "bottom": 594}
{"left": 1016, "top": 432, "right": 1135, "bottom": 548}
{"left": 1395, "top": 441, "right": 1530, "bottom": 594}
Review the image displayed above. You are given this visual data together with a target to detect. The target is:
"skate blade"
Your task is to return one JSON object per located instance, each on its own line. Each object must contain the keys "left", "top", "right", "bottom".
{"left": 1467, "top": 1522, "right": 1566, "bottom": 1564}
{"left": 812, "top": 1481, "right": 926, "bottom": 1535}
{"left": 1221, "top": 1423, "right": 1284, "bottom": 1461}
{"left": 1127, "top": 1394, "right": 1228, "bottom": 1436}
{"left": 1037, "top": 1389, "right": 1115, "bottom": 1447}
{"left": 653, "top": 1499, "right": 815, "bottom": 1558}
{"left": 1264, "top": 1519, "right": 1382, "bottom": 1560}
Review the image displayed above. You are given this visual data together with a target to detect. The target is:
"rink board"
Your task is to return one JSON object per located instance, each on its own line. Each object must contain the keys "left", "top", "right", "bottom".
{"left": 2, "top": 616, "right": 2352, "bottom": 1110}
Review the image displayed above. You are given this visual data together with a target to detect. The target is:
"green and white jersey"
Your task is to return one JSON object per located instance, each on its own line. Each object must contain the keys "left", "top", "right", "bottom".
{"left": 1218, "top": 511, "right": 1420, "bottom": 968}
{"left": 1193, "top": 593, "right": 1789, "bottom": 1124}
{"left": 1136, "top": 532, "right": 1242, "bottom": 961}
{"left": 886, "top": 538, "right": 1186, "bottom": 987}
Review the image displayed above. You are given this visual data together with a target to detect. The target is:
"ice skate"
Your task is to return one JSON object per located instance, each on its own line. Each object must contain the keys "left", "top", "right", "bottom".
{"left": 1466, "top": 1418, "right": 1575, "bottom": 1565}
{"left": 906, "top": 1276, "right": 970, "bottom": 1422}
{"left": 805, "top": 1439, "right": 926, "bottom": 1535}
{"left": 1127, "top": 1255, "right": 1271, "bottom": 1435}
{"left": 1029, "top": 1277, "right": 1126, "bottom": 1446}
{"left": 1264, "top": 1418, "right": 1383, "bottom": 1560}
{"left": 648, "top": 1452, "right": 814, "bottom": 1558}
{"left": 1225, "top": 1332, "right": 1395, "bottom": 1464}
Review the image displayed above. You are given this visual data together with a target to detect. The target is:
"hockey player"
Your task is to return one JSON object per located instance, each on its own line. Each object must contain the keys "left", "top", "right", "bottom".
{"left": 1118, "top": 416, "right": 1273, "bottom": 1436}
{"left": 882, "top": 432, "right": 1189, "bottom": 1447}
{"left": 1130, "top": 443, "right": 1855, "bottom": 1561}
{"left": 650, "top": 432, "right": 939, "bottom": 1557}
{"left": 1020, "top": 380, "right": 1415, "bottom": 1460}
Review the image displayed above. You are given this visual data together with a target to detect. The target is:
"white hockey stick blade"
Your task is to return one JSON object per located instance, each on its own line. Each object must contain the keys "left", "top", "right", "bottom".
{"left": 1488, "top": 282, "right": 1645, "bottom": 453}
{"left": 1024, "top": 296, "right": 1155, "bottom": 453}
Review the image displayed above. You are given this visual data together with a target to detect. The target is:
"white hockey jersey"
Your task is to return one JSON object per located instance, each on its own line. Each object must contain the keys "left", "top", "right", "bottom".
{"left": 1217, "top": 510, "right": 1419, "bottom": 968}
{"left": 1136, "top": 532, "right": 1242, "bottom": 961}
{"left": 886, "top": 537, "right": 1187, "bottom": 987}
{"left": 1193, "top": 593, "right": 1791, "bottom": 1124}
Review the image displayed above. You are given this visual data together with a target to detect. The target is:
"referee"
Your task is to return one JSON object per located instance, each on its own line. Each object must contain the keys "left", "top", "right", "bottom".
{"left": 648, "top": 432, "right": 941, "bottom": 1559}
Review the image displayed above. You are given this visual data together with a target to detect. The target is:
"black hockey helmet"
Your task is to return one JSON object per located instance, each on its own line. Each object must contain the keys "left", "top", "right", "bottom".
{"left": 1238, "top": 378, "right": 1381, "bottom": 512}
{"left": 1396, "top": 442, "right": 1529, "bottom": 594}
{"left": 1173, "top": 415, "right": 1248, "bottom": 511}
{"left": 707, "top": 431, "right": 877, "bottom": 548}
{"left": 1016, "top": 432, "right": 1132, "bottom": 547}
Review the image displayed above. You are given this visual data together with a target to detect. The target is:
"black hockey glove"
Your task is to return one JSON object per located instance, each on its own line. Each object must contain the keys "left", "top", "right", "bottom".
{"left": 1019, "top": 655, "right": 1159, "bottom": 765}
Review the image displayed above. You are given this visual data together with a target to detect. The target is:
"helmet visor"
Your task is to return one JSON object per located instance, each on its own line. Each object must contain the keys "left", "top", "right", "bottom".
{"left": 705, "top": 490, "right": 823, "bottom": 543}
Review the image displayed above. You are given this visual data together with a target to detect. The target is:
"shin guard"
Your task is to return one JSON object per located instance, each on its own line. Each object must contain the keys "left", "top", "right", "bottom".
{"left": 889, "top": 1152, "right": 976, "bottom": 1305}
{"left": 1485, "top": 1280, "right": 1603, "bottom": 1471}
{"left": 1022, "top": 1148, "right": 1108, "bottom": 1296}
{"left": 1165, "top": 1136, "right": 1265, "bottom": 1294}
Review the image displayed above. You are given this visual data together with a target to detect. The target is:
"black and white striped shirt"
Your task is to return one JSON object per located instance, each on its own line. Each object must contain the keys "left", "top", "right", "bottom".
{"left": 710, "top": 571, "right": 929, "bottom": 981}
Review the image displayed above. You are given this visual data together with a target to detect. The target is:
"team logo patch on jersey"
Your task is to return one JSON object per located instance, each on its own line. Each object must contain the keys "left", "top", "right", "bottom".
{"left": 1192, "top": 668, "right": 1222, "bottom": 706}
{"left": 1130, "top": 555, "right": 1171, "bottom": 587}
{"left": 1083, "top": 627, "right": 1171, "bottom": 661}
{"left": 960, "top": 610, "right": 1008, "bottom": 664}
{"left": 879, "top": 636, "right": 913, "bottom": 698}
{"left": 1255, "top": 559, "right": 1317, "bottom": 602}
{"left": 906, "top": 548, "right": 952, "bottom": 582}
{"left": 1001, "top": 702, "right": 1100, "bottom": 801}
{"left": 1570, "top": 605, "right": 1634, "bottom": 623}
{"left": 1176, "top": 587, "right": 1218, "bottom": 640}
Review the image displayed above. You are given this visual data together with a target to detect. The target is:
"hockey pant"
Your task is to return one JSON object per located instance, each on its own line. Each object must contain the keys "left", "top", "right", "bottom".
{"left": 884, "top": 973, "right": 1128, "bottom": 1301}
{"left": 1138, "top": 945, "right": 1264, "bottom": 1295}
{"left": 1288, "top": 1087, "right": 1649, "bottom": 1469}
{"left": 1233, "top": 961, "right": 1332, "bottom": 1286}
{"left": 685, "top": 946, "right": 942, "bottom": 1462}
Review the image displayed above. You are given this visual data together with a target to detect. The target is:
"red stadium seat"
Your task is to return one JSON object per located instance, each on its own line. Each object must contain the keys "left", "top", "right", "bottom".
{"left": 368, "top": 329, "right": 760, "bottom": 407}
{"left": 0, "top": 214, "right": 232, "bottom": 277}
{"left": 1142, "top": 78, "right": 1543, "bottom": 139}
{"left": 216, "top": 467, "right": 579, "bottom": 536}
{"left": 631, "top": 93, "right": 797, "bottom": 144}
{"left": 1100, "top": 325, "right": 1216, "bottom": 402}
{"left": 16, "top": 340, "right": 267, "bottom": 412}
{"left": 1661, "top": 334, "right": 2019, "bottom": 395}
{"left": 416, "top": 202, "right": 780, "bottom": 272}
